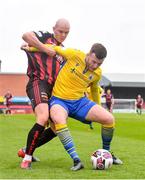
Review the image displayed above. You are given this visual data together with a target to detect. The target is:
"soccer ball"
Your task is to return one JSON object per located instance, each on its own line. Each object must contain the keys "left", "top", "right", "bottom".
{"left": 91, "top": 149, "right": 113, "bottom": 170}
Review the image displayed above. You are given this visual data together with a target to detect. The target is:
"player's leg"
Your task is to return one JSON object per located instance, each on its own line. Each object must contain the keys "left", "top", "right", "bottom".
{"left": 20, "top": 81, "right": 50, "bottom": 169}
{"left": 21, "top": 103, "right": 48, "bottom": 169}
{"left": 136, "top": 106, "right": 139, "bottom": 114}
{"left": 106, "top": 102, "right": 111, "bottom": 112}
{"left": 73, "top": 97, "right": 122, "bottom": 165}
{"left": 36, "top": 127, "right": 57, "bottom": 147}
{"left": 50, "top": 97, "right": 83, "bottom": 171}
{"left": 139, "top": 107, "right": 142, "bottom": 115}
{"left": 5, "top": 105, "right": 8, "bottom": 114}
{"left": 89, "top": 122, "right": 94, "bottom": 129}
{"left": 18, "top": 126, "right": 56, "bottom": 162}
{"left": 71, "top": 97, "right": 114, "bottom": 151}
{"left": 86, "top": 104, "right": 123, "bottom": 164}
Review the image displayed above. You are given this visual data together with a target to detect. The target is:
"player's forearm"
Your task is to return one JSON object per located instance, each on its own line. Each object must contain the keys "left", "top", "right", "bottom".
{"left": 22, "top": 32, "right": 56, "bottom": 56}
{"left": 22, "top": 32, "right": 42, "bottom": 47}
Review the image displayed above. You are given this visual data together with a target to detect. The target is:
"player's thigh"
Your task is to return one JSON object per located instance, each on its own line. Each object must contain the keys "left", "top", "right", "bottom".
{"left": 86, "top": 104, "right": 114, "bottom": 125}
{"left": 35, "top": 103, "right": 49, "bottom": 125}
{"left": 26, "top": 80, "right": 51, "bottom": 110}
{"left": 50, "top": 104, "right": 68, "bottom": 124}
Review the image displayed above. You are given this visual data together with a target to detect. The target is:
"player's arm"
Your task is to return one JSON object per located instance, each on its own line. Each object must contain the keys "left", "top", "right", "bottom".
{"left": 21, "top": 31, "right": 56, "bottom": 56}
{"left": 111, "top": 95, "right": 114, "bottom": 105}
{"left": 28, "top": 44, "right": 75, "bottom": 60}
{"left": 90, "top": 82, "right": 101, "bottom": 105}
{"left": 135, "top": 99, "right": 137, "bottom": 106}
{"left": 141, "top": 98, "right": 144, "bottom": 106}
{"left": 111, "top": 96, "right": 114, "bottom": 111}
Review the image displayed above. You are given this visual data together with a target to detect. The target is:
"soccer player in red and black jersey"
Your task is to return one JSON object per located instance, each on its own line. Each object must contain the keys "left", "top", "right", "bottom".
{"left": 19, "top": 18, "right": 70, "bottom": 169}
{"left": 103, "top": 89, "right": 114, "bottom": 113}
{"left": 4, "top": 91, "right": 13, "bottom": 114}
{"left": 135, "top": 94, "right": 144, "bottom": 115}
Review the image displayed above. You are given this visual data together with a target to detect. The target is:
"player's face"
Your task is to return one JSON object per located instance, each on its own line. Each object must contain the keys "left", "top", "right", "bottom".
{"left": 107, "top": 89, "right": 111, "bottom": 94}
{"left": 86, "top": 53, "right": 104, "bottom": 71}
{"left": 53, "top": 25, "right": 70, "bottom": 43}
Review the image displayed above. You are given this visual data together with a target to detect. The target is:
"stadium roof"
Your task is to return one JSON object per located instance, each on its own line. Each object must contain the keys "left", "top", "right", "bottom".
{"left": 99, "top": 76, "right": 112, "bottom": 87}
{"left": 103, "top": 73, "right": 145, "bottom": 87}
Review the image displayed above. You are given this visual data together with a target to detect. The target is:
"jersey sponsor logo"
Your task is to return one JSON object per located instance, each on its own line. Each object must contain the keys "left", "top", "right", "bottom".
{"left": 36, "top": 30, "right": 49, "bottom": 37}
{"left": 41, "top": 30, "right": 49, "bottom": 34}
{"left": 75, "top": 63, "right": 80, "bottom": 66}
{"left": 55, "top": 54, "right": 65, "bottom": 65}
{"left": 88, "top": 74, "right": 93, "bottom": 80}
{"left": 70, "top": 66, "right": 94, "bottom": 82}
{"left": 41, "top": 92, "right": 48, "bottom": 101}
{"left": 70, "top": 68, "right": 76, "bottom": 73}
{"left": 36, "top": 31, "right": 43, "bottom": 37}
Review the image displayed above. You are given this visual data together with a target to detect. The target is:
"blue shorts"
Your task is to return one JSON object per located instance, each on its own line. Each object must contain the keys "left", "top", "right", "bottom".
{"left": 49, "top": 96, "right": 96, "bottom": 124}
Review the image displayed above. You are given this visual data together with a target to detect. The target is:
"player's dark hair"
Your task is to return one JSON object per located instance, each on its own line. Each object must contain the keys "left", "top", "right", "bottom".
{"left": 90, "top": 43, "right": 107, "bottom": 59}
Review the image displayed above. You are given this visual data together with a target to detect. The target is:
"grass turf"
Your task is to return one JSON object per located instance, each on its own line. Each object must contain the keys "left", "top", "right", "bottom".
{"left": 0, "top": 113, "right": 145, "bottom": 179}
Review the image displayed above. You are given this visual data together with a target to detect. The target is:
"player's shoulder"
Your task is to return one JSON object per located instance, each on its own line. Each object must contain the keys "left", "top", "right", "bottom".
{"left": 94, "top": 67, "right": 102, "bottom": 75}
{"left": 62, "top": 47, "right": 85, "bottom": 57}
{"left": 71, "top": 49, "right": 85, "bottom": 58}
{"left": 66, "top": 48, "right": 84, "bottom": 53}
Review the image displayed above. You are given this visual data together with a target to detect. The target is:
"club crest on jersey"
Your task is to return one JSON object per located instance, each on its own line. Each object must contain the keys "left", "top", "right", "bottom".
{"left": 88, "top": 74, "right": 93, "bottom": 80}
{"left": 70, "top": 68, "right": 76, "bottom": 73}
{"left": 75, "top": 63, "right": 80, "bottom": 66}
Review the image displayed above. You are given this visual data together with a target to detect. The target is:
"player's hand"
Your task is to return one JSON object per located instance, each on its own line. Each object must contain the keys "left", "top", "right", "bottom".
{"left": 44, "top": 46, "right": 56, "bottom": 57}
{"left": 20, "top": 43, "right": 30, "bottom": 51}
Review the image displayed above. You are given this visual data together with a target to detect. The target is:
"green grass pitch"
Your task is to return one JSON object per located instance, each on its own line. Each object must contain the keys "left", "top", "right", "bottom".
{"left": 0, "top": 113, "right": 145, "bottom": 179}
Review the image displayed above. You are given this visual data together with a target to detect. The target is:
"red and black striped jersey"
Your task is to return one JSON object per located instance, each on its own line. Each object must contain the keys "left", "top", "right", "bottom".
{"left": 25, "top": 31, "right": 64, "bottom": 85}
{"left": 136, "top": 97, "right": 143, "bottom": 106}
{"left": 103, "top": 93, "right": 113, "bottom": 103}
{"left": 4, "top": 93, "right": 12, "bottom": 104}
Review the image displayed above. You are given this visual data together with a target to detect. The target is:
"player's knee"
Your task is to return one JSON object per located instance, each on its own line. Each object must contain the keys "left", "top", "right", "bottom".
{"left": 36, "top": 112, "right": 49, "bottom": 125}
{"left": 104, "top": 114, "right": 115, "bottom": 128}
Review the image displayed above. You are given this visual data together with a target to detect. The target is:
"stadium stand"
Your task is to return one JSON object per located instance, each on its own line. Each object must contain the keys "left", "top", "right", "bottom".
{"left": 0, "top": 73, "right": 32, "bottom": 114}
{"left": 0, "top": 72, "right": 145, "bottom": 114}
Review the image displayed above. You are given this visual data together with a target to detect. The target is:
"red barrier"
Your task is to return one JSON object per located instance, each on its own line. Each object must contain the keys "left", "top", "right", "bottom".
{"left": 0, "top": 105, "right": 33, "bottom": 114}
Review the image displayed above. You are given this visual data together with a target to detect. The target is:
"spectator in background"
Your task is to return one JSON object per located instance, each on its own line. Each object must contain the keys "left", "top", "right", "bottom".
{"left": 135, "top": 94, "right": 144, "bottom": 115}
{"left": 103, "top": 89, "right": 114, "bottom": 113}
{"left": 4, "top": 91, "right": 13, "bottom": 114}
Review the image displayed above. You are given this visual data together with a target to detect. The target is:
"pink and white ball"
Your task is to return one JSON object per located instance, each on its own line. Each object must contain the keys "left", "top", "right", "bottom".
{"left": 91, "top": 149, "right": 113, "bottom": 170}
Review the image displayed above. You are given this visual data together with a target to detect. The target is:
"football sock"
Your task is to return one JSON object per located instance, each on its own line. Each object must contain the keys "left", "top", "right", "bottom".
{"left": 89, "top": 123, "right": 93, "bottom": 129}
{"left": 56, "top": 124, "right": 80, "bottom": 162}
{"left": 36, "top": 127, "right": 57, "bottom": 148}
{"left": 26, "top": 123, "right": 45, "bottom": 155}
{"left": 101, "top": 126, "right": 114, "bottom": 151}
{"left": 23, "top": 154, "right": 32, "bottom": 162}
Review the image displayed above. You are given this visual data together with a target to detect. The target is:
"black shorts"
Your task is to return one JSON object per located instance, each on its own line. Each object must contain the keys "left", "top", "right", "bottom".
{"left": 26, "top": 80, "right": 53, "bottom": 110}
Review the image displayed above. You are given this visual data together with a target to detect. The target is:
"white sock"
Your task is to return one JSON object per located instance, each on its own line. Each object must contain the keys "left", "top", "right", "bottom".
{"left": 23, "top": 154, "right": 32, "bottom": 162}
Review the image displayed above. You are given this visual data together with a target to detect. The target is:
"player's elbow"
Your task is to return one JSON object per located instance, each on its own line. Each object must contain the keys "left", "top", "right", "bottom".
{"left": 22, "top": 31, "right": 35, "bottom": 43}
